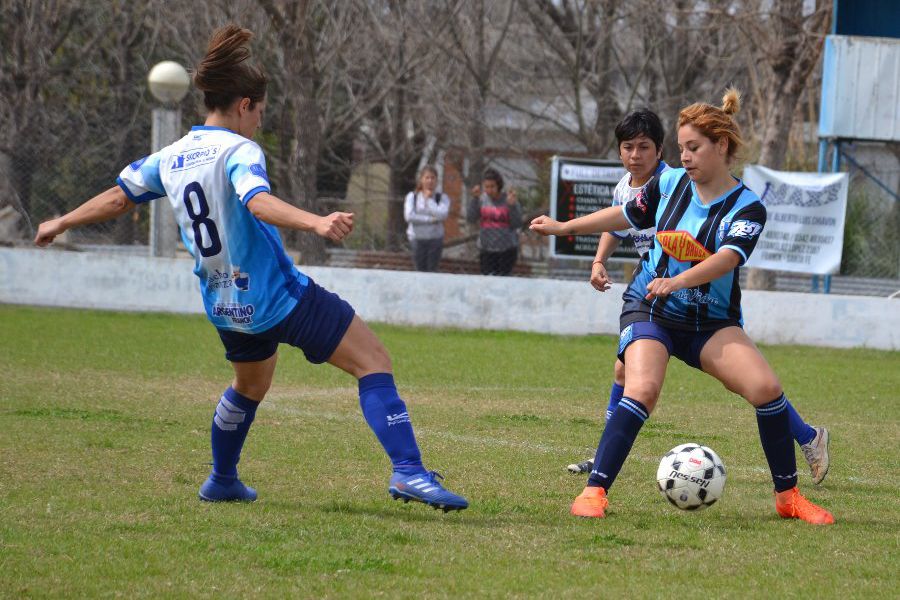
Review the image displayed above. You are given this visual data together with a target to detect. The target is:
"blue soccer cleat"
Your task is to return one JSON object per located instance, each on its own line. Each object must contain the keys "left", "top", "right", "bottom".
{"left": 388, "top": 471, "right": 468, "bottom": 512}
{"left": 198, "top": 475, "right": 258, "bottom": 502}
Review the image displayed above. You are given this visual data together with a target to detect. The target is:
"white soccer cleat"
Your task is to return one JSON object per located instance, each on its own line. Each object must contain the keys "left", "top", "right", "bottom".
{"left": 800, "top": 426, "right": 830, "bottom": 485}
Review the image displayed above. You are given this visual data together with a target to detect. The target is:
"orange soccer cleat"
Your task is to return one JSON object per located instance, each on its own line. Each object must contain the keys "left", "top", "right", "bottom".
{"left": 570, "top": 486, "right": 608, "bottom": 518}
{"left": 775, "top": 487, "right": 835, "bottom": 525}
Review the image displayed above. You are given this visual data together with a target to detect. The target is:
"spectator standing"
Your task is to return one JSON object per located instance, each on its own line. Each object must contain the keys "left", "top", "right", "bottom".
{"left": 467, "top": 168, "right": 521, "bottom": 275}
{"left": 404, "top": 165, "right": 449, "bottom": 272}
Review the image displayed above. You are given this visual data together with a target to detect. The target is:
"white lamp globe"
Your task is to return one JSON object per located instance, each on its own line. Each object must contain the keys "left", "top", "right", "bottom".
{"left": 148, "top": 61, "right": 190, "bottom": 103}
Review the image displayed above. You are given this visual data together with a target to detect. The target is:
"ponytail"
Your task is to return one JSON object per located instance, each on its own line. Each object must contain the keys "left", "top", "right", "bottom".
{"left": 193, "top": 25, "right": 267, "bottom": 111}
{"left": 677, "top": 87, "right": 744, "bottom": 161}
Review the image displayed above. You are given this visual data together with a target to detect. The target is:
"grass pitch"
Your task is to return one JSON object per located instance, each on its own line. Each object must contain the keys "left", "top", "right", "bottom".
{"left": 0, "top": 304, "right": 898, "bottom": 598}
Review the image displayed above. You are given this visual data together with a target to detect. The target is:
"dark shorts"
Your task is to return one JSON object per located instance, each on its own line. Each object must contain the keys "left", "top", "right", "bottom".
{"left": 616, "top": 319, "right": 732, "bottom": 370}
{"left": 216, "top": 279, "right": 356, "bottom": 364}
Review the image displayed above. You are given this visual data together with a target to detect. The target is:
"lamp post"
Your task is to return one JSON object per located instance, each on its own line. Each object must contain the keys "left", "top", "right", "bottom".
{"left": 147, "top": 61, "right": 190, "bottom": 258}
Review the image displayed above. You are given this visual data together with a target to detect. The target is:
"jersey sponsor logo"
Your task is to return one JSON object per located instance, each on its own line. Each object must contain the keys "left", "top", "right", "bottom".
{"left": 726, "top": 220, "right": 763, "bottom": 239}
{"left": 634, "top": 188, "right": 648, "bottom": 213}
{"left": 232, "top": 267, "right": 250, "bottom": 291}
{"left": 249, "top": 163, "right": 269, "bottom": 182}
{"left": 631, "top": 231, "right": 656, "bottom": 254}
{"left": 207, "top": 269, "right": 233, "bottom": 290}
{"left": 212, "top": 302, "right": 255, "bottom": 324}
{"left": 655, "top": 230, "right": 712, "bottom": 262}
{"left": 207, "top": 267, "right": 251, "bottom": 291}
{"left": 170, "top": 145, "right": 221, "bottom": 172}
{"left": 129, "top": 156, "right": 148, "bottom": 171}
{"left": 671, "top": 288, "right": 720, "bottom": 306}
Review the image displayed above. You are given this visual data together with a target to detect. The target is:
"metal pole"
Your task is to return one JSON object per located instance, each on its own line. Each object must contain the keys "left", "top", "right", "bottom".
{"left": 149, "top": 107, "right": 180, "bottom": 258}
{"left": 812, "top": 139, "right": 829, "bottom": 293}
{"left": 824, "top": 141, "right": 842, "bottom": 294}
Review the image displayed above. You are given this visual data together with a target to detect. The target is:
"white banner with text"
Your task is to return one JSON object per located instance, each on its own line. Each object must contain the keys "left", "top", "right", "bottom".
{"left": 743, "top": 165, "right": 848, "bottom": 275}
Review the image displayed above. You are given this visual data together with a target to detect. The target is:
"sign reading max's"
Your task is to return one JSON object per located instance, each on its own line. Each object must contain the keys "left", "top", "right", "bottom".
{"left": 742, "top": 165, "right": 849, "bottom": 275}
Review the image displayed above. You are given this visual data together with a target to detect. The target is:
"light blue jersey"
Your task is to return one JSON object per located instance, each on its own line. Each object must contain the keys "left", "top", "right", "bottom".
{"left": 620, "top": 168, "right": 766, "bottom": 331}
{"left": 117, "top": 125, "right": 308, "bottom": 333}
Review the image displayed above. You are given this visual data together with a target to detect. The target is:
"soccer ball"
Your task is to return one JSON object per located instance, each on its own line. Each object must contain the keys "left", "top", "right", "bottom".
{"left": 656, "top": 443, "right": 726, "bottom": 511}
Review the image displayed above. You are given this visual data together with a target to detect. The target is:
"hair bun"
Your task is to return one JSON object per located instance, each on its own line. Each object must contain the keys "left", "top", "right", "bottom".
{"left": 721, "top": 87, "right": 741, "bottom": 116}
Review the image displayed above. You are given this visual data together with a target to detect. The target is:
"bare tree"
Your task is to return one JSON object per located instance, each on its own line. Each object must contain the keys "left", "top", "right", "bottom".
{"left": 0, "top": 0, "right": 83, "bottom": 223}
{"left": 441, "top": 0, "right": 517, "bottom": 188}
{"left": 741, "top": 0, "right": 831, "bottom": 289}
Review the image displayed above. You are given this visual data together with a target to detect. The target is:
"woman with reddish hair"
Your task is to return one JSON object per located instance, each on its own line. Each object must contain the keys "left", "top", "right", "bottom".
{"left": 531, "top": 89, "right": 833, "bottom": 524}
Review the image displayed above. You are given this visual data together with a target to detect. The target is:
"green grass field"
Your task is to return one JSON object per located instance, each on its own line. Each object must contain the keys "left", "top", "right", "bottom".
{"left": 1, "top": 304, "right": 898, "bottom": 598}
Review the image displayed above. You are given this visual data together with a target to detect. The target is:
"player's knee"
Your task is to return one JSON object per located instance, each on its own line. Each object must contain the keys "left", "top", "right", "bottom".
{"left": 745, "top": 377, "right": 782, "bottom": 406}
{"left": 623, "top": 380, "right": 661, "bottom": 408}
{"left": 232, "top": 378, "right": 271, "bottom": 402}
{"left": 370, "top": 341, "right": 392, "bottom": 372}
{"left": 613, "top": 360, "right": 626, "bottom": 384}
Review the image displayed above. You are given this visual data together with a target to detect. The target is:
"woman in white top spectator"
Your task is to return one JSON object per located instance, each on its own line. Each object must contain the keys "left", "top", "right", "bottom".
{"left": 404, "top": 165, "right": 450, "bottom": 272}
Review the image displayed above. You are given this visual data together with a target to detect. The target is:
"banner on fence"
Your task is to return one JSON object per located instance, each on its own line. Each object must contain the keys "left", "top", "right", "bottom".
{"left": 548, "top": 156, "right": 626, "bottom": 258}
{"left": 743, "top": 165, "right": 849, "bottom": 275}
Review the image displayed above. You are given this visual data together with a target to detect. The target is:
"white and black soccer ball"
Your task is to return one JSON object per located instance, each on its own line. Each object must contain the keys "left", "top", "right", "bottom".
{"left": 656, "top": 443, "right": 726, "bottom": 511}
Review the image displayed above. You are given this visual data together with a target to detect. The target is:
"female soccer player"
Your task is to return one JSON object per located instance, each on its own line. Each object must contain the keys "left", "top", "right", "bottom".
{"left": 566, "top": 110, "right": 830, "bottom": 487}
{"left": 33, "top": 25, "right": 468, "bottom": 511}
{"left": 532, "top": 90, "right": 833, "bottom": 524}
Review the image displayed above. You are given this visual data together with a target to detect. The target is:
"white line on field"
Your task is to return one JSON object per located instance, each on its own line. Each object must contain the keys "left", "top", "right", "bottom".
{"left": 261, "top": 401, "right": 880, "bottom": 484}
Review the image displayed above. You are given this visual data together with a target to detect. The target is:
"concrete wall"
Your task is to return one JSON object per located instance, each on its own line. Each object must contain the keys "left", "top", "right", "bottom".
{"left": 1, "top": 248, "right": 897, "bottom": 350}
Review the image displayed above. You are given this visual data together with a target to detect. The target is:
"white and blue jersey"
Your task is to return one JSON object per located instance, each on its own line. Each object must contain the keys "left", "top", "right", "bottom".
{"left": 610, "top": 161, "right": 670, "bottom": 256}
{"left": 117, "top": 125, "right": 308, "bottom": 333}
{"left": 620, "top": 168, "right": 766, "bottom": 331}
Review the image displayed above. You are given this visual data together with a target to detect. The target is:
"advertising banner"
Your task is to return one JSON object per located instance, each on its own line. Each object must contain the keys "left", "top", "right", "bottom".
{"left": 548, "top": 156, "right": 626, "bottom": 258}
{"left": 743, "top": 165, "right": 849, "bottom": 275}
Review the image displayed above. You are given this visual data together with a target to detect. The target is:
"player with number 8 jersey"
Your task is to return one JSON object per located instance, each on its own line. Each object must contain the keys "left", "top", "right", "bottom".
{"left": 34, "top": 24, "right": 468, "bottom": 512}
{"left": 118, "top": 128, "right": 303, "bottom": 333}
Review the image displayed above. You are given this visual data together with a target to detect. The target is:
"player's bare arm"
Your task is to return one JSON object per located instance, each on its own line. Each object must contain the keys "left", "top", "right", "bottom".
{"left": 529, "top": 205, "right": 630, "bottom": 237}
{"left": 34, "top": 186, "right": 134, "bottom": 247}
{"left": 591, "top": 232, "right": 622, "bottom": 292}
{"left": 645, "top": 248, "right": 742, "bottom": 300}
{"left": 247, "top": 191, "right": 354, "bottom": 242}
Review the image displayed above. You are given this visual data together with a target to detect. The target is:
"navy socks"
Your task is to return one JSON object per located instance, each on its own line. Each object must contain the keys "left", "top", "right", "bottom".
{"left": 756, "top": 394, "right": 798, "bottom": 492}
{"left": 359, "top": 373, "right": 425, "bottom": 476}
{"left": 587, "top": 397, "right": 649, "bottom": 491}
{"left": 786, "top": 398, "right": 816, "bottom": 446}
{"left": 605, "top": 382, "right": 625, "bottom": 422}
{"left": 210, "top": 387, "right": 259, "bottom": 484}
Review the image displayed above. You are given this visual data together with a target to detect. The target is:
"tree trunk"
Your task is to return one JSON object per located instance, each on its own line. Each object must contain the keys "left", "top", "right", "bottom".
{"left": 746, "top": 0, "right": 830, "bottom": 290}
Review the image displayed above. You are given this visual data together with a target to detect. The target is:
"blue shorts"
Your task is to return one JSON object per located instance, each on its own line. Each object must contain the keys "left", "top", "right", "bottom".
{"left": 216, "top": 279, "right": 356, "bottom": 364}
{"left": 616, "top": 319, "right": 728, "bottom": 370}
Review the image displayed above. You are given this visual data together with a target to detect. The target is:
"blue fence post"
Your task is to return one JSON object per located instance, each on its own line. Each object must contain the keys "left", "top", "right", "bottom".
{"left": 814, "top": 139, "right": 830, "bottom": 294}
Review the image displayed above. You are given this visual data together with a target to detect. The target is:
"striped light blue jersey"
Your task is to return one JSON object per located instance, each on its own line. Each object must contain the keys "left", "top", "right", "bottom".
{"left": 610, "top": 160, "right": 670, "bottom": 256}
{"left": 116, "top": 125, "right": 308, "bottom": 333}
{"left": 620, "top": 168, "right": 766, "bottom": 331}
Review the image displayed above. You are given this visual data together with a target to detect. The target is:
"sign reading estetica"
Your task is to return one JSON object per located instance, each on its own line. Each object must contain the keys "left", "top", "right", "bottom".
{"left": 743, "top": 165, "right": 849, "bottom": 275}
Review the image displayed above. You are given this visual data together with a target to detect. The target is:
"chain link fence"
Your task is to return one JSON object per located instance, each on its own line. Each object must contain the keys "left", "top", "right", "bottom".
{"left": 2, "top": 112, "right": 898, "bottom": 296}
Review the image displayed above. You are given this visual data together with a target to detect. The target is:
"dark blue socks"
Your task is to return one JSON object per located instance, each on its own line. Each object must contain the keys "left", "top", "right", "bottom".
{"left": 359, "top": 373, "right": 425, "bottom": 476}
{"left": 210, "top": 387, "right": 259, "bottom": 484}
{"left": 605, "top": 382, "right": 625, "bottom": 422}
{"left": 587, "top": 397, "right": 649, "bottom": 491}
{"left": 786, "top": 398, "right": 816, "bottom": 446}
{"left": 756, "top": 394, "right": 798, "bottom": 492}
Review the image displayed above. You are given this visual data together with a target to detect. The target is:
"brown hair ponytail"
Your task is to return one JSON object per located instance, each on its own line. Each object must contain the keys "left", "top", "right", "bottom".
{"left": 193, "top": 25, "right": 267, "bottom": 111}
{"left": 677, "top": 87, "right": 744, "bottom": 161}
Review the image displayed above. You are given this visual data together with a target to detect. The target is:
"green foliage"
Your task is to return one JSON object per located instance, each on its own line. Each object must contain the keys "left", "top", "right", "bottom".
{"left": 841, "top": 185, "right": 900, "bottom": 278}
{"left": 1, "top": 306, "right": 898, "bottom": 597}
